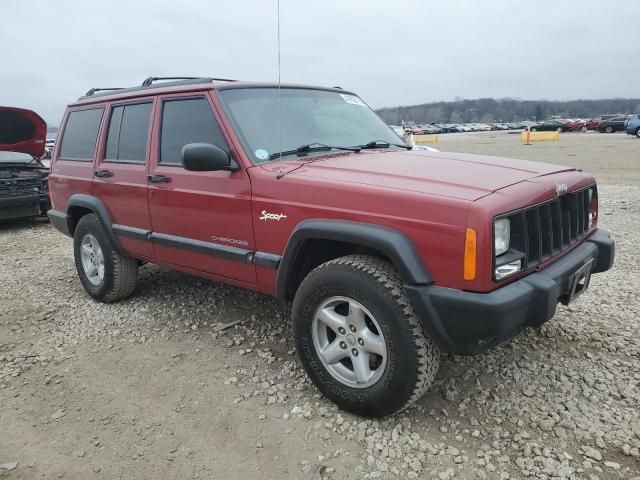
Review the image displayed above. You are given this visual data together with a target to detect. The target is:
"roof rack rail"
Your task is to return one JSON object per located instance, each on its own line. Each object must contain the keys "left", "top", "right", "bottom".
{"left": 85, "top": 87, "right": 124, "bottom": 96}
{"left": 79, "top": 76, "right": 239, "bottom": 101}
{"left": 141, "top": 76, "right": 237, "bottom": 86}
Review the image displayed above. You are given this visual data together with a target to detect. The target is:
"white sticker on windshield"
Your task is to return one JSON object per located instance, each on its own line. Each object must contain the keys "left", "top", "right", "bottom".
{"left": 340, "top": 94, "right": 367, "bottom": 107}
{"left": 255, "top": 148, "right": 269, "bottom": 161}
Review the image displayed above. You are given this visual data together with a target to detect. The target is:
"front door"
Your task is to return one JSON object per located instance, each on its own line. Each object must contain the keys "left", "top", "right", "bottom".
{"left": 147, "top": 93, "right": 256, "bottom": 284}
{"left": 92, "top": 100, "right": 155, "bottom": 258}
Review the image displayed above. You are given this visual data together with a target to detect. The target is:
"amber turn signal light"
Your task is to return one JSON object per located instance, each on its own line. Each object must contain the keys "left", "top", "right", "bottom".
{"left": 464, "top": 228, "right": 476, "bottom": 280}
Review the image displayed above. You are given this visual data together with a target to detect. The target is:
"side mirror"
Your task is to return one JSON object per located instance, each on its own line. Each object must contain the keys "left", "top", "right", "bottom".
{"left": 181, "top": 143, "right": 235, "bottom": 171}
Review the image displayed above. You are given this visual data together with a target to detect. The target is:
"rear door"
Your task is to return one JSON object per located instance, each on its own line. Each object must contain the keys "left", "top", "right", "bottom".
{"left": 147, "top": 92, "right": 256, "bottom": 284}
{"left": 92, "top": 100, "right": 155, "bottom": 259}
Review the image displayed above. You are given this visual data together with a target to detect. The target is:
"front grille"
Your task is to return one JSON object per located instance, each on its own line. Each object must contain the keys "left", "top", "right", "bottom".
{"left": 0, "top": 177, "right": 41, "bottom": 198}
{"left": 500, "top": 186, "right": 593, "bottom": 269}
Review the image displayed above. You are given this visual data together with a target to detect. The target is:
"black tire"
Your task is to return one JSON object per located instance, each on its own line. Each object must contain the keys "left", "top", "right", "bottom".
{"left": 531, "top": 127, "right": 537, "bottom": 132}
{"left": 605, "top": 126, "right": 614, "bottom": 133}
{"left": 292, "top": 255, "right": 440, "bottom": 417}
{"left": 73, "top": 213, "right": 138, "bottom": 302}
{"left": 635, "top": 128, "right": 640, "bottom": 139}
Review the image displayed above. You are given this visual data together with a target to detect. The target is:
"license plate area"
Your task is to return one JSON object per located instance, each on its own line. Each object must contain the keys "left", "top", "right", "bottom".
{"left": 560, "top": 259, "right": 594, "bottom": 306}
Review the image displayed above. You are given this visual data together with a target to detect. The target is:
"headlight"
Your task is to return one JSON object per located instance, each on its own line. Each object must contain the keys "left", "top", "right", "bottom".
{"left": 494, "top": 218, "right": 510, "bottom": 256}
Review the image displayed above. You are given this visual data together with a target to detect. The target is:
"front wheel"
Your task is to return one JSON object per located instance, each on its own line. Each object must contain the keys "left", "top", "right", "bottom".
{"left": 292, "top": 255, "right": 440, "bottom": 417}
{"left": 605, "top": 126, "right": 614, "bottom": 133}
{"left": 635, "top": 128, "right": 640, "bottom": 138}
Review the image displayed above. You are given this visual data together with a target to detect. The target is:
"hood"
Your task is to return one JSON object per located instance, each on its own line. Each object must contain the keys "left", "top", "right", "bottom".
{"left": 280, "top": 150, "right": 575, "bottom": 201}
{"left": 0, "top": 107, "right": 47, "bottom": 157}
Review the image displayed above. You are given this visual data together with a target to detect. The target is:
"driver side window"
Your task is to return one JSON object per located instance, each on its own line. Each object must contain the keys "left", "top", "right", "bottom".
{"left": 159, "top": 97, "right": 228, "bottom": 166}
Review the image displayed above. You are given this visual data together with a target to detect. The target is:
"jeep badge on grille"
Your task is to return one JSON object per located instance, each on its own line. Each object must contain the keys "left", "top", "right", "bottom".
{"left": 555, "top": 183, "right": 568, "bottom": 196}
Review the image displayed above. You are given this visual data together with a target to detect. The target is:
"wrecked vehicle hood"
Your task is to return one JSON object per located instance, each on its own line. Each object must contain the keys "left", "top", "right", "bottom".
{"left": 0, "top": 106, "right": 47, "bottom": 158}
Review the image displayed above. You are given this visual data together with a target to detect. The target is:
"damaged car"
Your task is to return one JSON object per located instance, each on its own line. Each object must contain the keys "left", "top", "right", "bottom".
{"left": 0, "top": 107, "right": 50, "bottom": 221}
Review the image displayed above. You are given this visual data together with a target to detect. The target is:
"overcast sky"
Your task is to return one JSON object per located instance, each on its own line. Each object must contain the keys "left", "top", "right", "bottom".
{"left": 1, "top": 0, "right": 638, "bottom": 125}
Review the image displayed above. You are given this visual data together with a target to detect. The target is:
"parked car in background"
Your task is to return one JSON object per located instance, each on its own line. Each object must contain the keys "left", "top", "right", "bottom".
{"left": 44, "top": 135, "right": 56, "bottom": 157}
{"left": 565, "top": 119, "right": 586, "bottom": 131}
{"left": 598, "top": 117, "right": 627, "bottom": 133}
{"left": 585, "top": 118, "right": 601, "bottom": 130}
{"left": 412, "top": 144, "right": 439, "bottom": 152}
{"left": 530, "top": 120, "right": 570, "bottom": 132}
{"left": 625, "top": 114, "right": 640, "bottom": 138}
{"left": 0, "top": 107, "right": 51, "bottom": 221}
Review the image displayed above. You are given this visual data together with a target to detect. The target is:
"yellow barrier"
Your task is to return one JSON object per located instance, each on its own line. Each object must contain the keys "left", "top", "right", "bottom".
{"left": 520, "top": 131, "right": 560, "bottom": 143}
{"left": 414, "top": 134, "right": 438, "bottom": 144}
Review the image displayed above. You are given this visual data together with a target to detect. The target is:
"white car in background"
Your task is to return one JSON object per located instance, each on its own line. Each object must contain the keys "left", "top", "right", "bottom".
{"left": 413, "top": 144, "right": 439, "bottom": 152}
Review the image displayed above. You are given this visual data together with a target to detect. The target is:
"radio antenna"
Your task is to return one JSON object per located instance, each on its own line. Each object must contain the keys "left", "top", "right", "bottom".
{"left": 277, "top": 0, "right": 282, "bottom": 161}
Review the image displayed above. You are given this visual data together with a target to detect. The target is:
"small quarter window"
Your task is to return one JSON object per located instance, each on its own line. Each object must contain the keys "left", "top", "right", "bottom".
{"left": 105, "top": 102, "right": 152, "bottom": 163}
{"left": 59, "top": 108, "right": 104, "bottom": 161}
{"left": 159, "top": 98, "right": 228, "bottom": 166}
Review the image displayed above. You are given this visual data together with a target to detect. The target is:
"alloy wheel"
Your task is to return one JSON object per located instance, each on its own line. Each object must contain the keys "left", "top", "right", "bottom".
{"left": 312, "top": 296, "right": 387, "bottom": 389}
{"left": 80, "top": 234, "right": 105, "bottom": 286}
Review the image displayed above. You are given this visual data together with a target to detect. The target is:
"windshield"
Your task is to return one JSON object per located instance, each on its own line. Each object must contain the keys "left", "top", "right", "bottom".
{"left": 218, "top": 87, "right": 404, "bottom": 163}
{"left": 0, "top": 151, "right": 35, "bottom": 164}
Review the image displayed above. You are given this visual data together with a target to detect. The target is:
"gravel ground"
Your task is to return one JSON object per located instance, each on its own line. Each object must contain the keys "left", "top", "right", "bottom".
{"left": 1, "top": 133, "right": 639, "bottom": 479}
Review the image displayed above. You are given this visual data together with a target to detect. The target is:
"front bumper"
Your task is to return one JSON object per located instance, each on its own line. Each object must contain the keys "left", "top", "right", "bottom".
{"left": 405, "top": 228, "right": 615, "bottom": 355}
{"left": 0, "top": 194, "right": 49, "bottom": 221}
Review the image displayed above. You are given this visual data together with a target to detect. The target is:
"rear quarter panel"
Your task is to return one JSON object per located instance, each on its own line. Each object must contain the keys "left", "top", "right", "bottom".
{"left": 49, "top": 107, "right": 106, "bottom": 213}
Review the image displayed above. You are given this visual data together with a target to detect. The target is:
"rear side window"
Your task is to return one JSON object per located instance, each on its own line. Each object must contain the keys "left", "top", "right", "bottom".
{"left": 159, "top": 98, "right": 228, "bottom": 166}
{"left": 59, "top": 108, "right": 104, "bottom": 161}
{"left": 105, "top": 102, "right": 152, "bottom": 163}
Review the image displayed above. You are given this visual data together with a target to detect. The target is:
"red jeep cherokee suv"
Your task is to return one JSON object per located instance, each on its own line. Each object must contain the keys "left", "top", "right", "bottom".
{"left": 48, "top": 77, "right": 614, "bottom": 417}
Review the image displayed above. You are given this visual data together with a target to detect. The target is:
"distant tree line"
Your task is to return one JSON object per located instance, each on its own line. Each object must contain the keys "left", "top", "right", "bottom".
{"left": 376, "top": 98, "right": 640, "bottom": 125}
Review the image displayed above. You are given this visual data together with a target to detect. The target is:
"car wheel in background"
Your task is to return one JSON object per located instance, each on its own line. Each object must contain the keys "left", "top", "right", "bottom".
{"left": 531, "top": 127, "right": 537, "bottom": 132}
{"left": 73, "top": 213, "right": 138, "bottom": 302}
{"left": 293, "top": 255, "right": 440, "bottom": 417}
{"left": 605, "top": 126, "right": 614, "bottom": 133}
{"left": 636, "top": 128, "right": 640, "bottom": 138}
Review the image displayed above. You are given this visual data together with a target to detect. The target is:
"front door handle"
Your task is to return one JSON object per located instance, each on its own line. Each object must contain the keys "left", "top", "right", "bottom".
{"left": 95, "top": 169, "right": 114, "bottom": 178}
{"left": 148, "top": 175, "right": 171, "bottom": 184}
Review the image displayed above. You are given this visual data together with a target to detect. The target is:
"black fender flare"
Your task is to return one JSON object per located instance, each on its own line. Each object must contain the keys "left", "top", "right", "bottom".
{"left": 276, "top": 219, "right": 433, "bottom": 300}
{"left": 66, "top": 194, "right": 122, "bottom": 252}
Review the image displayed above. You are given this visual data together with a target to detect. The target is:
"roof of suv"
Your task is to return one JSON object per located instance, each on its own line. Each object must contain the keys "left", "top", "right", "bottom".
{"left": 72, "top": 77, "right": 354, "bottom": 107}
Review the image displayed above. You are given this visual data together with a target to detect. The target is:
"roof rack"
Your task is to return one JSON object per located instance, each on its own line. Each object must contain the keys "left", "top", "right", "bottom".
{"left": 84, "top": 87, "right": 125, "bottom": 96}
{"left": 141, "top": 76, "right": 237, "bottom": 86}
{"left": 79, "top": 76, "right": 238, "bottom": 100}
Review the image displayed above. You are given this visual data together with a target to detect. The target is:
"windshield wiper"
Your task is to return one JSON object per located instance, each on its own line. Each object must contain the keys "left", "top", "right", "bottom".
{"left": 357, "top": 140, "right": 411, "bottom": 150}
{"left": 269, "top": 143, "right": 360, "bottom": 160}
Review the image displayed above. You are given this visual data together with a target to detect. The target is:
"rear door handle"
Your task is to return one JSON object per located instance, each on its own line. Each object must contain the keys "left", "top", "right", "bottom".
{"left": 148, "top": 175, "right": 171, "bottom": 184}
{"left": 95, "top": 169, "right": 114, "bottom": 178}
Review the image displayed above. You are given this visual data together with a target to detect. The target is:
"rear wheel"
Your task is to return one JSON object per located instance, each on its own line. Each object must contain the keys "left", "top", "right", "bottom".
{"left": 635, "top": 127, "right": 640, "bottom": 138}
{"left": 292, "top": 255, "right": 440, "bottom": 417}
{"left": 73, "top": 214, "right": 138, "bottom": 302}
{"left": 605, "top": 126, "right": 614, "bottom": 133}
